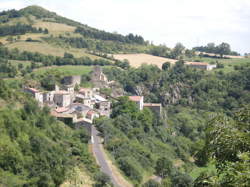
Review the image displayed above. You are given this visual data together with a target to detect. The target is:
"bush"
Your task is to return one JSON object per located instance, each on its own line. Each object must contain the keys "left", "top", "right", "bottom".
{"left": 118, "top": 157, "right": 142, "bottom": 183}
{"left": 94, "top": 172, "right": 111, "bottom": 187}
{"left": 142, "top": 179, "right": 160, "bottom": 187}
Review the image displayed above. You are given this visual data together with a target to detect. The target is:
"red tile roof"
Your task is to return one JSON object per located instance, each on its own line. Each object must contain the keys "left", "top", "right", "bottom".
{"left": 185, "top": 62, "right": 209, "bottom": 66}
{"left": 87, "top": 110, "right": 95, "bottom": 116}
{"left": 55, "top": 107, "right": 69, "bottom": 113}
{"left": 27, "top": 87, "right": 39, "bottom": 93}
{"left": 54, "top": 90, "right": 69, "bottom": 95}
{"left": 129, "top": 96, "right": 143, "bottom": 102}
{"left": 143, "top": 103, "right": 161, "bottom": 107}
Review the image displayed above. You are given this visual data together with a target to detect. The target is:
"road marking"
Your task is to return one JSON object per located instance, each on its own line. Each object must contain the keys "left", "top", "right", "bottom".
{"left": 91, "top": 135, "right": 94, "bottom": 144}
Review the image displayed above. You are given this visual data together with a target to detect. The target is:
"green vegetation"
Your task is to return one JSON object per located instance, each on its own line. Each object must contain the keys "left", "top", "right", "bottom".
{"left": 75, "top": 27, "right": 145, "bottom": 44}
{"left": 0, "top": 23, "right": 47, "bottom": 37}
{"left": 193, "top": 42, "right": 240, "bottom": 56}
{"left": 0, "top": 9, "right": 21, "bottom": 23}
{"left": 102, "top": 62, "right": 250, "bottom": 185}
{"left": 0, "top": 46, "right": 126, "bottom": 78}
{"left": 95, "top": 97, "right": 194, "bottom": 186}
{"left": 0, "top": 5, "right": 249, "bottom": 187}
{"left": 194, "top": 106, "right": 250, "bottom": 186}
{"left": 0, "top": 80, "right": 99, "bottom": 186}
{"left": 33, "top": 65, "right": 93, "bottom": 76}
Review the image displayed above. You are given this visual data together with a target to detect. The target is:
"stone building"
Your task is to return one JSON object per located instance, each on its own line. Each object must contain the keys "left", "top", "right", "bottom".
{"left": 53, "top": 91, "right": 71, "bottom": 107}
{"left": 62, "top": 76, "right": 81, "bottom": 87}
{"left": 129, "top": 96, "right": 144, "bottom": 110}
{"left": 79, "top": 88, "right": 94, "bottom": 98}
{"left": 43, "top": 92, "right": 54, "bottom": 104}
{"left": 185, "top": 62, "right": 217, "bottom": 70}
{"left": 144, "top": 103, "right": 162, "bottom": 116}
{"left": 24, "top": 87, "right": 43, "bottom": 103}
{"left": 91, "top": 66, "right": 109, "bottom": 87}
{"left": 96, "top": 101, "right": 111, "bottom": 117}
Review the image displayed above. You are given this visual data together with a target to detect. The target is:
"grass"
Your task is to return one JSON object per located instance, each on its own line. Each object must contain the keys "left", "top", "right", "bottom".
{"left": 33, "top": 65, "right": 93, "bottom": 76}
{"left": 33, "top": 21, "right": 76, "bottom": 34}
{"left": 185, "top": 56, "right": 250, "bottom": 73}
{"left": 60, "top": 166, "right": 94, "bottom": 187}
{"left": 9, "top": 60, "right": 32, "bottom": 68}
{"left": 6, "top": 41, "right": 101, "bottom": 59}
{"left": 189, "top": 162, "right": 216, "bottom": 179}
{"left": 185, "top": 56, "right": 250, "bottom": 64}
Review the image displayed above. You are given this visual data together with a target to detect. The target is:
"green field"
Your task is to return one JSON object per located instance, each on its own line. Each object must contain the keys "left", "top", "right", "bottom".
{"left": 9, "top": 60, "right": 32, "bottom": 68}
{"left": 33, "top": 65, "right": 93, "bottom": 76}
{"left": 185, "top": 56, "right": 250, "bottom": 73}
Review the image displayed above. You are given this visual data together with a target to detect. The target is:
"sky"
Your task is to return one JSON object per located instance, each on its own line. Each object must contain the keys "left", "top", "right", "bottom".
{"left": 0, "top": 0, "right": 250, "bottom": 54}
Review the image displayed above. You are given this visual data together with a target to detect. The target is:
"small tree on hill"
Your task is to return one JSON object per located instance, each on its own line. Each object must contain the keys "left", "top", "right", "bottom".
{"left": 162, "top": 62, "right": 171, "bottom": 71}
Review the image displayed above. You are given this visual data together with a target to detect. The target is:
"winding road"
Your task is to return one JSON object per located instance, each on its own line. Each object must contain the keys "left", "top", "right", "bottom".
{"left": 91, "top": 126, "right": 131, "bottom": 187}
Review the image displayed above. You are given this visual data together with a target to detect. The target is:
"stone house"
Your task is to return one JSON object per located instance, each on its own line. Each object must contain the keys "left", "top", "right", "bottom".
{"left": 96, "top": 101, "right": 111, "bottom": 117}
{"left": 129, "top": 96, "right": 144, "bottom": 110}
{"left": 79, "top": 88, "right": 93, "bottom": 98}
{"left": 53, "top": 91, "right": 71, "bottom": 107}
{"left": 24, "top": 87, "right": 43, "bottom": 103}
{"left": 43, "top": 92, "right": 54, "bottom": 104}
{"left": 75, "top": 94, "right": 93, "bottom": 108}
{"left": 143, "top": 103, "right": 162, "bottom": 116}
{"left": 62, "top": 76, "right": 81, "bottom": 87}
{"left": 185, "top": 62, "right": 217, "bottom": 70}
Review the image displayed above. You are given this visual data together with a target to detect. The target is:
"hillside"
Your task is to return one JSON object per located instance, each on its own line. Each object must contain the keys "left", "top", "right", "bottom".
{"left": 0, "top": 5, "right": 149, "bottom": 57}
{"left": 0, "top": 5, "right": 250, "bottom": 187}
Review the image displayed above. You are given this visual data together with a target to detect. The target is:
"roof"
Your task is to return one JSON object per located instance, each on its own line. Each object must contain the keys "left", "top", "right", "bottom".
{"left": 26, "top": 87, "right": 39, "bottom": 93}
{"left": 51, "top": 111, "right": 74, "bottom": 118}
{"left": 79, "top": 88, "right": 92, "bottom": 93}
{"left": 54, "top": 90, "right": 69, "bottom": 95}
{"left": 129, "top": 96, "right": 143, "bottom": 102}
{"left": 144, "top": 103, "right": 162, "bottom": 107}
{"left": 94, "top": 94, "right": 107, "bottom": 102}
{"left": 185, "top": 62, "right": 209, "bottom": 66}
{"left": 87, "top": 110, "right": 95, "bottom": 116}
{"left": 55, "top": 107, "right": 69, "bottom": 113}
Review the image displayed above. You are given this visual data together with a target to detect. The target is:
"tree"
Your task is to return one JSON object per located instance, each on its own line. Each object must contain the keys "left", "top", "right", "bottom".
{"left": 171, "top": 43, "right": 185, "bottom": 59}
{"left": 217, "top": 42, "right": 231, "bottom": 58}
{"left": 195, "top": 106, "right": 250, "bottom": 186}
{"left": 44, "top": 28, "right": 49, "bottom": 34}
{"left": 64, "top": 52, "right": 74, "bottom": 58}
{"left": 142, "top": 179, "right": 160, "bottom": 187}
{"left": 162, "top": 62, "right": 171, "bottom": 71}
{"left": 94, "top": 172, "right": 111, "bottom": 187}
{"left": 172, "top": 173, "right": 193, "bottom": 187}
{"left": 155, "top": 157, "right": 174, "bottom": 178}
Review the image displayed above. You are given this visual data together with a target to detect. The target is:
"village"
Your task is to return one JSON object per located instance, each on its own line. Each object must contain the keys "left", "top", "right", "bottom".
{"left": 24, "top": 66, "right": 162, "bottom": 127}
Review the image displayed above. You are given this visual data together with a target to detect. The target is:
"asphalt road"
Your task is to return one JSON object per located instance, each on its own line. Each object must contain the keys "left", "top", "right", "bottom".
{"left": 91, "top": 125, "right": 122, "bottom": 187}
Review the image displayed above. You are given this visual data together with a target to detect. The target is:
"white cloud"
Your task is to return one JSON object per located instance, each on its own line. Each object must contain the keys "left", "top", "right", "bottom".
{"left": 0, "top": 0, "right": 249, "bottom": 53}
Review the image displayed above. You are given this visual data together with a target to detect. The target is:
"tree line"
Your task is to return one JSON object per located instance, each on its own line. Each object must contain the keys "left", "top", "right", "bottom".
{"left": 0, "top": 9, "right": 21, "bottom": 23}
{"left": 0, "top": 46, "right": 131, "bottom": 78}
{"left": 0, "top": 23, "right": 48, "bottom": 37}
{"left": 193, "top": 42, "right": 240, "bottom": 57}
{"left": 75, "top": 27, "right": 145, "bottom": 44}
